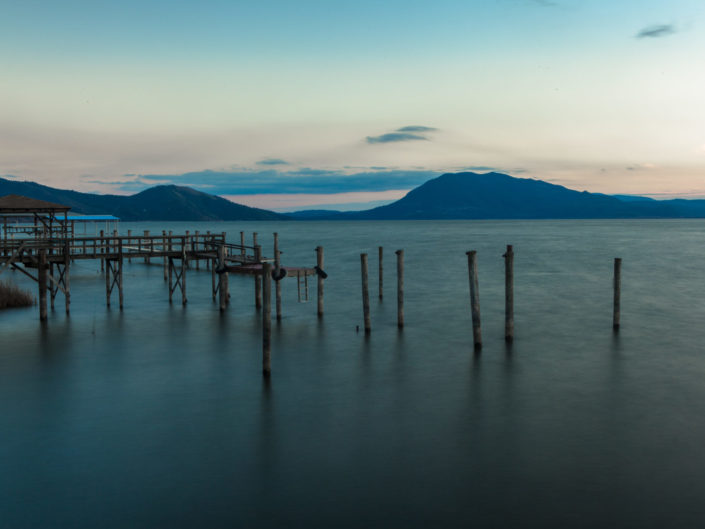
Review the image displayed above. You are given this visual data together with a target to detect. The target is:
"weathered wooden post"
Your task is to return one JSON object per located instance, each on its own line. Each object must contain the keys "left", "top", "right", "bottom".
{"left": 64, "top": 239, "right": 71, "bottom": 315}
{"left": 195, "top": 230, "right": 200, "bottom": 270}
{"left": 254, "top": 244, "right": 262, "bottom": 309}
{"left": 396, "top": 249, "right": 404, "bottom": 329}
{"left": 181, "top": 236, "right": 187, "bottom": 305}
{"left": 467, "top": 251, "right": 482, "bottom": 351}
{"left": 49, "top": 261, "right": 55, "bottom": 310}
{"left": 168, "top": 263, "right": 173, "bottom": 305}
{"left": 144, "top": 230, "right": 150, "bottom": 264}
{"left": 127, "top": 229, "right": 132, "bottom": 263}
{"left": 185, "top": 230, "right": 190, "bottom": 269}
{"left": 361, "top": 253, "right": 371, "bottom": 334}
{"left": 262, "top": 262, "right": 272, "bottom": 377}
{"left": 105, "top": 246, "right": 111, "bottom": 308}
{"left": 206, "top": 230, "right": 211, "bottom": 270}
{"left": 274, "top": 233, "right": 282, "bottom": 320}
{"left": 240, "top": 231, "right": 245, "bottom": 260}
{"left": 162, "top": 230, "right": 168, "bottom": 281}
{"left": 378, "top": 246, "right": 383, "bottom": 300}
{"left": 504, "top": 244, "right": 514, "bottom": 342}
{"left": 38, "top": 248, "right": 48, "bottom": 321}
{"left": 316, "top": 246, "right": 324, "bottom": 318}
{"left": 613, "top": 257, "right": 621, "bottom": 331}
{"left": 118, "top": 239, "right": 124, "bottom": 310}
{"left": 211, "top": 256, "right": 217, "bottom": 301}
{"left": 100, "top": 229, "right": 105, "bottom": 272}
{"left": 218, "top": 243, "right": 229, "bottom": 311}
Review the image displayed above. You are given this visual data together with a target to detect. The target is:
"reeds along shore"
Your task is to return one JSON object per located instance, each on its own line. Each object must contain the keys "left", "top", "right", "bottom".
{"left": 0, "top": 280, "right": 34, "bottom": 309}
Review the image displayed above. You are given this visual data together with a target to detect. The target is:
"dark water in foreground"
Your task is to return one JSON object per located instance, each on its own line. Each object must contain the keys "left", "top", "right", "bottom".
{"left": 2, "top": 220, "right": 705, "bottom": 528}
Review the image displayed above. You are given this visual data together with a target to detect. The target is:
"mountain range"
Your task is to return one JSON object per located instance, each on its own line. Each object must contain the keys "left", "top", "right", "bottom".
{"left": 0, "top": 177, "right": 284, "bottom": 221}
{"left": 3, "top": 172, "right": 705, "bottom": 220}
{"left": 292, "top": 172, "right": 705, "bottom": 220}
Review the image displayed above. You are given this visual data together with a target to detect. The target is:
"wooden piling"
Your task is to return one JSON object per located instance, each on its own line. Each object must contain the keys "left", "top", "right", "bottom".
{"left": 195, "top": 230, "right": 200, "bottom": 270}
{"left": 262, "top": 262, "right": 272, "bottom": 377}
{"left": 185, "top": 230, "right": 190, "bottom": 269}
{"left": 316, "top": 246, "right": 324, "bottom": 318}
{"left": 504, "top": 245, "right": 514, "bottom": 342}
{"left": 613, "top": 257, "right": 621, "bottom": 331}
{"left": 162, "top": 230, "right": 168, "bottom": 281}
{"left": 206, "top": 231, "right": 211, "bottom": 269}
{"left": 396, "top": 249, "right": 404, "bottom": 329}
{"left": 211, "top": 258, "right": 216, "bottom": 300}
{"left": 144, "top": 230, "right": 150, "bottom": 264}
{"left": 361, "top": 253, "right": 371, "bottom": 334}
{"left": 240, "top": 231, "right": 245, "bottom": 259}
{"left": 100, "top": 229, "right": 105, "bottom": 272}
{"left": 168, "top": 257, "right": 173, "bottom": 304}
{"left": 467, "top": 251, "right": 482, "bottom": 350}
{"left": 105, "top": 247, "right": 112, "bottom": 308}
{"left": 254, "top": 244, "right": 262, "bottom": 309}
{"left": 49, "top": 261, "right": 55, "bottom": 310}
{"left": 118, "top": 239, "right": 124, "bottom": 310}
{"left": 127, "top": 229, "right": 132, "bottom": 262}
{"left": 378, "top": 246, "right": 383, "bottom": 300}
{"left": 274, "top": 233, "right": 282, "bottom": 321}
{"left": 64, "top": 239, "right": 71, "bottom": 315}
{"left": 218, "top": 244, "right": 229, "bottom": 312}
{"left": 38, "top": 248, "right": 47, "bottom": 321}
{"left": 181, "top": 237, "right": 187, "bottom": 305}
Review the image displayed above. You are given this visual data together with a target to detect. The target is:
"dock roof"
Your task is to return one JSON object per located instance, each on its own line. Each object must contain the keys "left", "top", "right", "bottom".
{"left": 0, "top": 195, "right": 71, "bottom": 214}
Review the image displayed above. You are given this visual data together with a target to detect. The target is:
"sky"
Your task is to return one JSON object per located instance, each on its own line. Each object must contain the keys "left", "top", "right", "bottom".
{"left": 2, "top": 0, "right": 705, "bottom": 211}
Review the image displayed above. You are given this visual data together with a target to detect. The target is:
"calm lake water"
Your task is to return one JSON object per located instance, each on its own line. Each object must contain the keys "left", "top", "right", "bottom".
{"left": 2, "top": 219, "right": 705, "bottom": 528}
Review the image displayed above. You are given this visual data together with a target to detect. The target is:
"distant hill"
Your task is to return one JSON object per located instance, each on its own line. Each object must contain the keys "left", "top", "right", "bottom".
{"left": 0, "top": 177, "right": 285, "bottom": 221}
{"left": 292, "top": 172, "right": 705, "bottom": 220}
{"left": 6, "top": 172, "right": 705, "bottom": 222}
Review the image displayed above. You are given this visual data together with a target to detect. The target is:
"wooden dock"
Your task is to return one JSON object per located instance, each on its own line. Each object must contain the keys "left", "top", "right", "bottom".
{"left": 0, "top": 232, "right": 321, "bottom": 319}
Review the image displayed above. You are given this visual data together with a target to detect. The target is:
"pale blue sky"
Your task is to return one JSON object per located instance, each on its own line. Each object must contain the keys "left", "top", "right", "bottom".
{"left": 2, "top": 0, "right": 704, "bottom": 209}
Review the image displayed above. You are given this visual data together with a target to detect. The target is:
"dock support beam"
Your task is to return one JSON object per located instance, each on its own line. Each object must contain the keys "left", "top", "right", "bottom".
{"left": 254, "top": 244, "right": 262, "bottom": 309}
{"left": 38, "top": 248, "right": 47, "bottom": 321}
{"left": 263, "top": 262, "right": 272, "bottom": 377}
{"left": 218, "top": 244, "right": 229, "bottom": 312}
{"left": 64, "top": 239, "right": 71, "bottom": 315}
{"left": 100, "top": 229, "right": 105, "bottom": 272}
{"left": 144, "top": 230, "right": 150, "bottom": 264}
{"left": 163, "top": 230, "right": 168, "bottom": 281}
{"left": 317, "top": 246, "right": 324, "bottom": 318}
{"left": 167, "top": 241, "right": 187, "bottom": 306}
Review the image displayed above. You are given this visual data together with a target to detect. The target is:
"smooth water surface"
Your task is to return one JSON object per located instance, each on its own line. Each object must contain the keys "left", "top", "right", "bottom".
{"left": 2, "top": 220, "right": 705, "bottom": 528}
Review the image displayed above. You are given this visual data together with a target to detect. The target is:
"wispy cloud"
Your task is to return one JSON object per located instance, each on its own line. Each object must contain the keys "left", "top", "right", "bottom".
{"left": 256, "top": 158, "right": 289, "bottom": 166}
{"left": 636, "top": 24, "right": 676, "bottom": 39}
{"left": 396, "top": 126, "right": 438, "bottom": 133}
{"left": 366, "top": 133, "right": 429, "bottom": 144}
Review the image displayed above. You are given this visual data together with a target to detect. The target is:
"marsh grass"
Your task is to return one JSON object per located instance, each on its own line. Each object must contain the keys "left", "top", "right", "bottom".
{"left": 0, "top": 280, "right": 35, "bottom": 309}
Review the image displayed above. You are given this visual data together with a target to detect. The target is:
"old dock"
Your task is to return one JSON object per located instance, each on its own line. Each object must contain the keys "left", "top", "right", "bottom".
{"left": 0, "top": 195, "right": 324, "bottom": 321}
